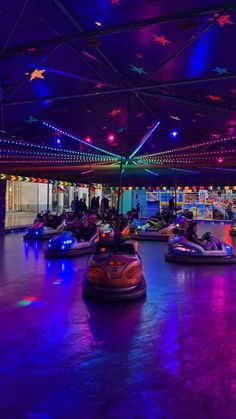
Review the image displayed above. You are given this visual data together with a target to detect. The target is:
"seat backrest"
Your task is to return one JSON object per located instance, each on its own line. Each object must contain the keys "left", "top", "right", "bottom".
{"left": 95, "top": 241, "right": 136, "bottom": 255}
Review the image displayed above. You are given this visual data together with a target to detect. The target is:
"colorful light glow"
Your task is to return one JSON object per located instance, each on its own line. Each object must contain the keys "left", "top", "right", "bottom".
{"left": 18, "top": 296, "right": 38, "bottom": 306}
{"left": 136, "top": 135, "right": 236, "bottom": 159}
{"left": 170, "top": 130, "right": 179, "bottom": 138}
{"left": 43, "top": 122, "right": 122, "bottom": 158}
{"left": 0, "top": 137, "right": 118, "bottom": 161}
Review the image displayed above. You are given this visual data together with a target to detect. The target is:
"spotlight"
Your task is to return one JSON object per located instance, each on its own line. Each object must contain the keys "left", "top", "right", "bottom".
{"left": 85, "top": 136, "right": 92, "bottom": 143}
{"left": 217, "top": 157, "right": 224, "bottom": 163}
{"left": 56, "top": 138, "right": 61, "bottom": 145}
{"left": 107, "top": 133, "right": 117, "bottom": 146}
{"left": 170, "top": 130, "right": 179, "bottom": 138}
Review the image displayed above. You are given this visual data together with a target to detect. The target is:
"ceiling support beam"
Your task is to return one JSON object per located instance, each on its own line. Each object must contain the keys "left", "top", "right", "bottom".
{"left": 3, "top": 1, "right": 236, "bottom": 56}
{"left": 2, "top": 73, "right": 236, "bottom": 109}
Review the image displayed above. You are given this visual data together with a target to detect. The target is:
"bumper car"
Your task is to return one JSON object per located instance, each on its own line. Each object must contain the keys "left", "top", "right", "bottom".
{"left": 99, "top": 224, "right": 115, "bottom": 241}
{"left": 45, "top": 229, "right": 99, "bottom": 258}
{"left": 129, "top": 218, "right": 142, "bottom": 233}
{"left": 83, "top": 242, "right": 146, "bottom": 301}
{"left": 99, "top": 223, "right": 130, "bottom": 242}
{"left": 23, "top": 221, "right": 65, "bottom": 240}
{"left": 165, "top": 233, "right": 236, "bottom": 264}
{"left": 132, "top": 219, "right": 178, "bottom": 242}
{"left": 230, "top": 220, "right": 236, "bottom": 236}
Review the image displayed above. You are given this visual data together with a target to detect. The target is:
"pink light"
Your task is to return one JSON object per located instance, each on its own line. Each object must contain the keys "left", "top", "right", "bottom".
{"left": 107, "top": 133, "right": 117, "bottom": 146}
{"left": 85, "top": 136, "right": 92, "bottom": 143}
{"left": 217, "top": 157, "right": 224, "bottom": 163}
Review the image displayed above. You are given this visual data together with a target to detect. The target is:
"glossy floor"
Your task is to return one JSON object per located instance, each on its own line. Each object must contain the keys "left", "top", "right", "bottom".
{"left": 1, "top": 224, "right": 236, "bottom": 418}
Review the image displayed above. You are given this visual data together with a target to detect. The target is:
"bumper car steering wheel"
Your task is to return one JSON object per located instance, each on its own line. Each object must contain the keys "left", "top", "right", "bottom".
{"left": 201, "top": 232, "right": 211, "bottom": 241}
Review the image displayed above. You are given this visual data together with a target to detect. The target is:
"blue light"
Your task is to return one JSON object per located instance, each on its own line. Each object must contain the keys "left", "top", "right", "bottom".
{"left": 56, "top": 138, "right": 61, "bottom": 145}
{"left": 170, "top": 130, "right": 178, "bottom": 138}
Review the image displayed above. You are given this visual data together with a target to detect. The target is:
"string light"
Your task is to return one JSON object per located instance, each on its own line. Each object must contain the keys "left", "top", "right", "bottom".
{"left": 43, "top": 121, "right": 122, "bottom": 158}
{"left": 0, "top": 137, "right": 118, "bottom": 162}
{"left": 136, "top": 135, "right": 236, "bottom": 159}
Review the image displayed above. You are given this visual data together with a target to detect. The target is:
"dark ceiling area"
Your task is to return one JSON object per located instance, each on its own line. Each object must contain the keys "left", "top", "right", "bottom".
{"left": 1, "top": 0, "right": 236, "bottom": 185}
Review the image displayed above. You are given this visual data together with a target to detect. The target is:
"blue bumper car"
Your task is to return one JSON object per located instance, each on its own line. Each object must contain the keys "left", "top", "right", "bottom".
{"left": 45, "top": 230, "right": 99, "bottom": 258}
{"left": 23, "top": 222, "right": 65, "bottom": 241}
{"left": 165, "top": 233, "right": 236, "bottom": 264}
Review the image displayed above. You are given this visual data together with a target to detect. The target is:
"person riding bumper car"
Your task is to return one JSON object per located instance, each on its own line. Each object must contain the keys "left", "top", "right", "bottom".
{"left": 166, "top": 222, "right": 236, "bottom": 264}
{"left": 45, "top": 215, "right": 99, "bottom": 257}
{"left": 23, "top": 217, "right": 65, "bottom": 240}
{"left": 83, "top": 242, "right": 146, "bottom": 301}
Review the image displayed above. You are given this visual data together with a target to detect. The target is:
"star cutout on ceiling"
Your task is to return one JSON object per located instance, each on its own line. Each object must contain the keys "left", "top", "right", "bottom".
{"left": 136, "top": 112, "right": 144, "bottom": 118}
{"left": 212, "top": 66, "right": 229, "bottom": 75}
{"left": 118, "top": 127, "right": 127, "bottom": 133}
{"left": 25, "top": 116, "right": 38, "bottom": 124}
{"left": 208, "top": 13, "right": 234, "bottom": 27}
{"left": 130, "top": 64, "right": 147, "bottom": 75}
{"left": 111, "top": 0, "right": 120, "bottom": 4}
{"left": 169, "top": 115, "right": 182, "bottom": 121}
{"left": 108, "top": 108, "right": 122, "bottom": 117}
{"left": 206, "top": 94, "right": 222, "bottom": 101}
{"left": 136, "top": 53, "right": 144, "bottom": 59}
{"left": 196, "top": 112, "right": 204, "bottom": 117}
{"left": 29, "top": 69, "right": 46, "bottom": 81}
{"left": 95, "top": 82, "right": 105, "bottom": 89}
{"left": 94, "top": 21, "right": 103, "bottom": 27}
{"left": 230, "top": 88, "right": 236, "bottom": 94}
{"left": 153, "top": 35, "right": 171, "bottom": 46}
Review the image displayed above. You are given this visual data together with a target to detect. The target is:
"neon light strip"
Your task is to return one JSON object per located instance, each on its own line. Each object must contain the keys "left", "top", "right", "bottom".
{"left": 81, "top": 170, "right": 95, "bottom": 175}
{"left": 129, "top": 121, "right": 160, "bottom": 159}
{"left": 170, "top": 168, "right": 200, "bottom": 174}
{"left": 43, "top": 122, "right": 122, "bottom": 158}
{"left": 145, "top": 169, "right": 159, "bottom": 177}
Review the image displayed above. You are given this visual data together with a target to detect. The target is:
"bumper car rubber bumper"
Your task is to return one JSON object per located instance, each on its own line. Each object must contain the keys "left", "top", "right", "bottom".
{"left": 131, "top": 233, "right": 169, "bottom": 242}
{"left": 45, "top": 243, "right": 96, "bottom": 258}
{"left": 83, "top": 275, "right": 146, "bottom": 301}
{"left": 165, "top": 253, "right": 236, "bottom": 264}
{"left": 100, "top": 236, "right": 130, "bottom": 243}
{"left": 23, "top": 233, "right": 58, "bottom": 241}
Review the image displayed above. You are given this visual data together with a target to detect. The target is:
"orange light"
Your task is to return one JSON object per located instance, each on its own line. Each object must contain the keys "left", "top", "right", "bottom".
{"left": 106, "top": 260, "right": 125, "bottom": 266}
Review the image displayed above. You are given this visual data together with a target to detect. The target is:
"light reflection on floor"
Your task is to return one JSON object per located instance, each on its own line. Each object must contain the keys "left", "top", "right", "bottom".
{"left": 1, "top": 224, "right": 236, "bottom": 418}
